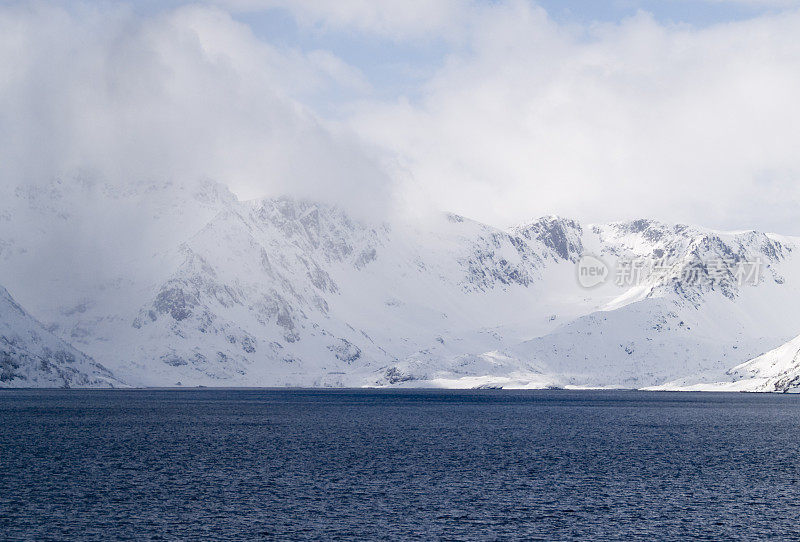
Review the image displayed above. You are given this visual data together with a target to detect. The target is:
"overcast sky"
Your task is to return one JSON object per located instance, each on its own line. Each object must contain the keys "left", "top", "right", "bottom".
{"left": 3, "top": 0, "right": 800, "bottom": 232}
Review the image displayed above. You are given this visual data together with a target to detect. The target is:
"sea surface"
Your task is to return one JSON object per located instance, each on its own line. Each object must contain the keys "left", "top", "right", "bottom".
{"left": 2, "top": 389, "right": 800, "bottom": 540}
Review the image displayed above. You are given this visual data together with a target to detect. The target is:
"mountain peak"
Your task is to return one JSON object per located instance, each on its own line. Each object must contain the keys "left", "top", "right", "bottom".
{"left": 511, "top": 215, "right": 583, "bottom": 262}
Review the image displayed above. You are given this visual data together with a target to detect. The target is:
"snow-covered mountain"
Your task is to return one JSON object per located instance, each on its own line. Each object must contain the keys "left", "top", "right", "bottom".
{"left": 653, "top": 334, "right": 800, "bottom": 393}
{"left": 0, "top": 285, "right": 118, "bottom": 387}
{"left": 383, "top": 219, "right": 800, "bottom": 390}
{"left": 1, "top": 177, "right": 799, "bottom": 390}
{"left": 728, "top": 335, "right": 800, "bottom": 392}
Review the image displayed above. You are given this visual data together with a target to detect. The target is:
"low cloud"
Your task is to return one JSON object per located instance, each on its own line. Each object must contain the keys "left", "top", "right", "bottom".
{"left": 351, "top": 4, "right": 800, "bottom": 233}
{"left": 0, "top": 2, "right": 391, "bottom": 217}
{"left": 3, "top": 1, "right": 800, "bottom": 235}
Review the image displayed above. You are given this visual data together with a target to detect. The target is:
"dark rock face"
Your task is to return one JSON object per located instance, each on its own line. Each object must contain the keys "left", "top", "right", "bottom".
{"left": 162, "top": 353, "right": 188, "bottom": 367}
{"left": 354, "top": 248, "right": 377, "bottom": 269}
{"left": 613, "top": 219, "right": 667, "bottom": 243}
{"left": 515, "top": 216, "right": 584, "bottom": 262}
{"left": 251, "top": 198, "right": 373, "bottom": 266}
{"left": 383, "top": 366, "right": 415, "bottom": 384}
{"left": 627, "top": 219, "right": 651, "bottom": 234}
{"left": 446, "top": 213, "right": 465, "bottom": 223}
{"left": 154, "top": 287, "right": 198, "bottom": 321}
{"left": 328, "top": 338, "right": 361, "bottom": 363}
{"left": 773, "top": 374, "right": 800, "bottom": 392}
{"left": 0, "top": 350, "right": 22, "bottom": 382}
{"left": 464, "top": 240, "right": 535, "bottom": 290}
{"left": 240, "top": 336, "right": 257, "bottom": 354}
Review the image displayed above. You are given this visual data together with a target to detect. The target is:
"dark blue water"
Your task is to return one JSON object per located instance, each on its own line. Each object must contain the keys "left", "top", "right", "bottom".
{"left": 2, "top": 390, "right": 800, "bottom": 541}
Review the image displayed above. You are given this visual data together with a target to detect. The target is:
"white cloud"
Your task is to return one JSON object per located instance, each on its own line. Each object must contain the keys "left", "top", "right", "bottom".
{"left": 3, "top": 0, "right": 800, "bottom": 235}
{"left": 0, "top": 2, "right": 390, "bottom": 216}
{"left": 351, "top": 3, "right": 800, "bottom": 232}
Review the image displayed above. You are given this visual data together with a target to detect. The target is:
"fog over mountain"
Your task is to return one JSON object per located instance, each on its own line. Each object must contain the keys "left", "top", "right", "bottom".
{"left": 2, "top": 1, "right": 800, "bottom": 389}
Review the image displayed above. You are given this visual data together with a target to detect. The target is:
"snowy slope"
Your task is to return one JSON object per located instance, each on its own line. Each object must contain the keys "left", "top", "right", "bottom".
{"left": 0, "top": 285, "right": 119, "bottom": 388}
{"left": 494, "top": 221, "right": 800, "bottom": 388}
{"left": 379, "top": 219, "right": 800, "bottom": 389}
{"left": 722, "top": 334, "right": 800, "bottom": 392}
{"left": 652, "top": 334, "right": 800, "bottom": 393}
{"left": 1, "top": 177, "right": 799, "bottom": 389}
{"left": 103, "top": 201, "right": 573, "bottom": 386}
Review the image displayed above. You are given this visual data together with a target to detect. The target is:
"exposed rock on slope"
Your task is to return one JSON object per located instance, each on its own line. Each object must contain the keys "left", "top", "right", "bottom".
{"left": 0, "top": 285, "right": 119, "bottom": 388}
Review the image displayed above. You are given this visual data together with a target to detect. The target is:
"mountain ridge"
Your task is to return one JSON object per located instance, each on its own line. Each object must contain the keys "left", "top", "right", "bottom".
{"left": 1, "top": 178, "right": 799, "bottom": 390}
